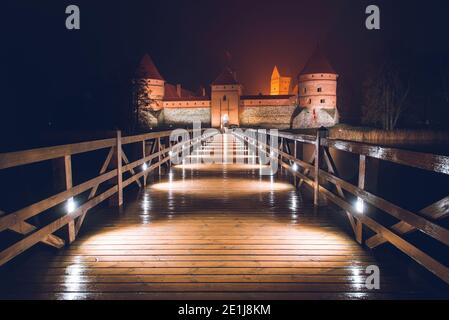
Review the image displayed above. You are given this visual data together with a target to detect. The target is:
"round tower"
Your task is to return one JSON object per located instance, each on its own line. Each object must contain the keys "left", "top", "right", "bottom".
{"left": 135, "top": 54, "right": 165, "bottom": 110}
{"left": 134, "top": 54, "right": 165, "bottom": 129}
{"left": 297, "top": 48, "right": 338, "bottom": 127}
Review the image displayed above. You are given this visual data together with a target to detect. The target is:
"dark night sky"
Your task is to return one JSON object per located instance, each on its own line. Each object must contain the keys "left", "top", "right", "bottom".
{"left": 2, "top": 0, "right": 449, "bottom": 140}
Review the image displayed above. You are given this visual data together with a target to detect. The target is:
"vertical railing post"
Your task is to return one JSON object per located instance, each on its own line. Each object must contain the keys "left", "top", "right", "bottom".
{"left": 294, "top": 140, "right": 297, "bottom": 187}
{"left": 314, "top": 133, "right": 321, "bottom": 206}
{"left": 64, "top": 155, "right": 76, "bottom": 243}
{"left": 142, "top": 140, "right": 147, "bottom": 186}
{"left": 314, "top": 127, "right": 328, "bottom": 206}
{"left": 168, "top": 140, "right": 172, "bottom": 168}
{"left": 279, "top": 137, "right": 283, "bottom": 174}
{"left": 158, "top": 137, "right": 162, "bottom": 175}
{"left": 115, "top": 130, "right": 123, "bottom": 207}
{"left": 356, "top": 155, "right": 366, "bottom": 244}
{"left": 53, "top": 155, "right": 76, "bottom": 243}
{"left": 256, "top": 130, "right": 259, "bottom": 165}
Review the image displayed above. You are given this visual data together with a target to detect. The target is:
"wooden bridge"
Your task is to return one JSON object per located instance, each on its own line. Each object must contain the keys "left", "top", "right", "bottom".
{"left": 0, "top": 128, "right": 448, "bottom": 299}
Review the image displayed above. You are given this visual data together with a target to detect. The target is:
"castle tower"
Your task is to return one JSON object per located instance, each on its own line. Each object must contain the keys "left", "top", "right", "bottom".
{"left": 134, "top": 54, "right": 165, "bottom": 128}
{"left": 210, "top": 67, "right": 242, "bottom": 128}
{"left": 270, "top": 66, "right": 292, "bottom": 95}
{"left": 135, "top": 54, "right": 165, "bottom": 109}
{"left": 297, "top": 47, "right": 338, "bottom": 127}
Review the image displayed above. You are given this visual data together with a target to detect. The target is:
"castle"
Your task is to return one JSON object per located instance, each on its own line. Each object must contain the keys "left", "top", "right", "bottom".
{"left": 134, "top": 48, "right": 338, "bottom": 130}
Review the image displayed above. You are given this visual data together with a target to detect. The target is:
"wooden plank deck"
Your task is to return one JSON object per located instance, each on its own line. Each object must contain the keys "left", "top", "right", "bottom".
{"left": 0, "top": 134, "right": 443, "bottom": 299}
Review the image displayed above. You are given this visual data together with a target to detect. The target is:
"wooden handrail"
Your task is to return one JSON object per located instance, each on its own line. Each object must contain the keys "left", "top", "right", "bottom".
{"left": 232, "top": 128, "right": 449, "bottom": 284}
{"left": 323, "top": 139, "right": 449, "bottom": 175}
{"left": 240, "top": 128, "right": 449, "bottom": 174}
{"left": 0, "top": 128, "right": 212, "bottom": 266}
{"left": 0, "top": 138, "right": 116, "bottom": 170}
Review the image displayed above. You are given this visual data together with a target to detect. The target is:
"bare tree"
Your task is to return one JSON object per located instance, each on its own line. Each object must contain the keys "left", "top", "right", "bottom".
{"left": 132, "top": 79, "right": 160, "bottom": 132}
{"left": 362, "top": 62, "right": 411, "bottom": 130}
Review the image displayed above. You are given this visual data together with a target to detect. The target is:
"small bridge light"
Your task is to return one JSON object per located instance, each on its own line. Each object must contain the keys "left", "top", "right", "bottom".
{"left": 142, "top": 163, "right": 148, "bottom": 171}
{"left": 355, "top": 198, "right": 364, "bottom": 213}
{"left": 292, "top": 163, "right": 298, "bottom": 172}
{"left": 169, "top": 151, "right": 173, "bottom": 156}
{"left": 66, "top": 197, "right": 76, "bottom": 214}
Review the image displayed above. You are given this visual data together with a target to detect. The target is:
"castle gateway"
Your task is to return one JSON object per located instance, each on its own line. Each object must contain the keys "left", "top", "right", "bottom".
{"left": 135, "top": 48, "right": 339, "bottom": 130}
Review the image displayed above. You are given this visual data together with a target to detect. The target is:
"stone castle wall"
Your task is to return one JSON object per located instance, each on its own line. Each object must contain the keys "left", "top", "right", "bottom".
{"left": 138, "top": 108, "right": 162, "bottom": 129}
{"left": 239, "top": 105, "right": 297, "bottom": 129}
{"left": 163, "top": 107, "right": 211, "bottom": 127}
{"left": 139, "top": 104, "right": 337, "bottom": 129}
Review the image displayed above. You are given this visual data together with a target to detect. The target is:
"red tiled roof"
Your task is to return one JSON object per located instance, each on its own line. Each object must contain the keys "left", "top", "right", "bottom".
{"left": 181, "top": 88, "right": 196, "bottom": 98}
{"left": 163, "top": 83, "right": 210, "bottom": 101}
{"left": 212, "top": 67, "right": 239, "bottom": 85}
{"left": 299, "top": 47, "right": 336, "bottom": 76}
{"left": 164, "top": 83, "right": 179, "bottom": 99}
{"left": 135, "top": 54, "right": 164, "bottom": 80}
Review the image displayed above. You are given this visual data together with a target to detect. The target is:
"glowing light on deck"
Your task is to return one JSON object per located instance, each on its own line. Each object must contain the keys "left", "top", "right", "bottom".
{"left": 175, "top": 163, "right": 267, "bottom": 172}
{"left": 141, "top": 193, "right": 151, "bottom": 222}
{"left": 142, "top": 162, "right": 148, "bottom": 171}
{"left": 151, "top": 177, "right": 292, "bottom": 197}
{"left": 63, "top": 256, "right": 84, "bottom": 300}
{"left": 349, "top": 266, "right": 365, "bottom": 286}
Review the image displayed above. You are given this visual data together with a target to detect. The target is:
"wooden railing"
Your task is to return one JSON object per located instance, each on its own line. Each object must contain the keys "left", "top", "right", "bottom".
{"left": 0, "top": 128, "right": 212, "bottom": 266}
{"left": 232, "top": 128, "right": 449, "bottom": 284}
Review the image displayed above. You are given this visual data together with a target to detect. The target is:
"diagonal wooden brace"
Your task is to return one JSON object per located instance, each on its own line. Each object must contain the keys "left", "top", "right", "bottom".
{"left": 0, "top": 210, "right": 64, "bottom": 249}
{"left": 366, "top": 195, "right": 449, "bottom": 249}
{"left": 323, "top": 148, "right": 358, "bottom": 236}
{"left": 121, "top": 151, "right": 142, "bottom": 188}
{"left": 75, "top": 147, "right": 114, "bottom": 235}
